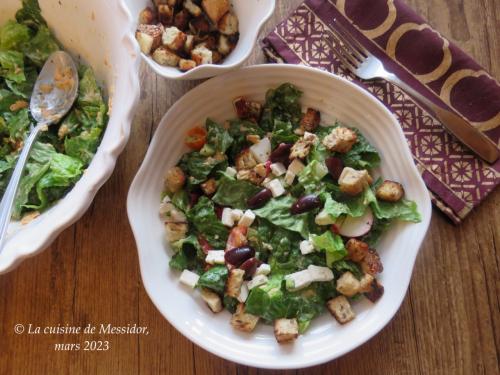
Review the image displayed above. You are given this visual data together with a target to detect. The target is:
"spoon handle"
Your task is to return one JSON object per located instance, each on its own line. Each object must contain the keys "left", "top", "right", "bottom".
{"left": 0, "top": 123, "right": 45, "bottom": 253}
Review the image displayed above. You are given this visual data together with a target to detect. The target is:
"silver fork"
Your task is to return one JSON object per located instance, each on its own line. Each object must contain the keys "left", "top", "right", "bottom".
{"left": 327, "top": 21, "right": 499, "bottom": 164}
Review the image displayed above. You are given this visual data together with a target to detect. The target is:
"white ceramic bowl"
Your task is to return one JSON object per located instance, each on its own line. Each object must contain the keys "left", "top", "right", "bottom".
{"left": 0, "top": 0, "right": 140, "bottom": 273}
{"left": 124, "top": 0, "right": 275, "bottom": 80}
{"left": 127, "top": 65, "right": 432, "bottom": 369}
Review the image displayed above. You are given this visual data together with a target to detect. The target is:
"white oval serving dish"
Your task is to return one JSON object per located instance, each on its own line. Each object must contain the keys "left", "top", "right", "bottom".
{"left": 127, "top": 64, "right": 432, "bottom": 369}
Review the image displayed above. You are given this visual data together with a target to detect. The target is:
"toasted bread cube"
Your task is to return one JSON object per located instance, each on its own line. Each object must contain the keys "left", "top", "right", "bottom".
{"left": 218, "top": 11, "right": 238, "bottom": 35}
{"left": 238, "top": 210, "right": 255, "bottom": 227}
{"left": 212, "top": 51, "right": 223, "bottom": 64}
{"left": 290, "top": 133, "right": 317, "bottom": 159}
{"left": 184, "top": 0, "right": 203, "bottom": 16}
{"left": 191, "top": 44, "right": 213, "bottom": 65}
{"left": 274, "top": 318, "right": 299, "bottom": 343}
{"left": 189, "top": 16, "right": 210, "bottom": 35}
{"left": 139, "top": 7, "right": 157, "bottom": 24}
{"left": 300, "top": 108, "right": 320, "bottom": 132}
{"left": 226, "top": 269, "right": 245, "bottom": 298}
{"left": 159, "top": 200, "right": 187, "bottom": 223}
{"left": 246, "top": 134, "right": 261, "bottom": 144}
{"left": 158, "top": 4, "right": 174, "bottom": 25}
{"left": 361, "top": 248, "right": 384, "bottom": 275}
{"left": 376, "top": 180, "right": 405, "bottom": 202}
{"left": 327, "top": 296, "right": 355, "bottom": 324}
{"left": 153, "top": 46, "right": 180, "bottom": 66}
{"left": 184, "top": 34, "right": 195, "bottom": 53}
{"left": 235, "top": 149, "right": 257, "bottom": 170}
{"left": 346, "top": 238, "right": 369, "bottom": 262}
{"left": 201, "top": 178, "right": 217, "bottom": 195}
{"left": 237, "top": 281, "right": 249, "bottom": 303}
{"left": 233, "top": 97, "right": 262, "bottom": 122}
{"left": 162, "top": 26, "right": 187, "bottom": 51}
{"left": 322, "top": 126, "right": 358, "bottom": 153}
{"left": 202, "top": 0, "right": 230, "bottom": 23}
{"left": 230, "top": 303, "right": 259, "bottom": 332}
{"left": 165, "top": 222, "right": 188, "bottom": 242}
{"left": 136, "top": 24, "right": 163, "bottom": 53}
{"left": 164, "top": 166, "right": 185, "bottom": 192}
{"left": 358, "top": 273, "right": 375, "bottom": 293}
{"left": 338, "top": 167, "right": 372, "bottom": 196}
{"left": 136, "top": 32, "right": 154, "bottom": 55}
{"left": 200, "top": 288, "right": 223, "bottom": 312}
{"left": 364, "top": 279, "right": 384, "bottom": 302}
{"left": 174, "top": 9, "right": 191, "bottom": 31}
{"left": 179, "top": 59, "right": 197, "bottom": 71}
{"left": 218, "top": 34, "right": 235, "bottom": 55}
{"left": 336, "top": 271, "right": 360, "bottom": 297}
{"left": 254, "top": 163, "right": 267, "bottom": 178}
{"left": 236, "top": 169, "right": 264, "bottom": 185}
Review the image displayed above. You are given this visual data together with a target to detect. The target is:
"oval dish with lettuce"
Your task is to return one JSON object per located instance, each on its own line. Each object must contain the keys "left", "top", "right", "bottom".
{"left": 160, "top": 83, "right": 421, "bottom": 344}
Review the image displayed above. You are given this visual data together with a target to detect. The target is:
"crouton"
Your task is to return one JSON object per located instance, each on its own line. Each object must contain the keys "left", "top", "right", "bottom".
{"left": 361, "top": 248, "right": 383, "bottom": 275}
{"left": 136, "top": 24, "right": 163, "bottom": 53}
{"left": 230, "top": 303, "right": 260, "bottom": 332}
{"left": 189, "top": 16, "right": 210, "bottom": 35}
{"left": 159, "top": 198, "right": 187, "bottom": 222}
{"left": 152, "top": 46, "right": 180, "bottom": 66}
{"left": 218, "top": 11, "right": 238, "bottom": 35}
{"left": 246, "top": 134, "right": 261, "bottom": 144}
{"left": 162, "top": 26, "right": 187, "bottom": 51}
{"left": 322, "top": 126, "right": 358, "bottom": 153}
{"left": 174, "top": 9, "right": 191, "bottom": 31}
{"left": 191, "top": 44, "right": 213, "bottom": 65}
{"left": 254, "top": 163, "right": 267, "bottom": 178}
{"left": 300, "top": 108, "right": 321, "bottom": 132}
{"left": 327, "top": 296, "right": 355, "bottom": 324}
{"left": 346, "top": 238, "right": 369, "bottom": 262}
{"left": 200, "top": 288, "right": 223, "bottom": 313}
{"left": 274, "top": 319, "right": 299, "bottom": 343}
{"left": 233, "top": 97, "right": 262, "bottom": 122}
{"left": 225, "top": 269, "right": 245, "bottom": 298}
{"left": 357, "top": 273, "right": 375, "bottom": 293}
{"left": 235, "top": 149, "right": 257, "bottom": 170}
{"left": 139, "top": 7, "right": 157, "bottom": 24}
{"left": 165, "top": 222, "right": 188, "bottom": 242}
{"left": 184, "top": 34, "right": 195, "bottom": 53}
{"left": 336, "top": 271, "right": 360, "bottom": 297}
{"left": 164, "top": 166, "right": 186, "bottom": 193}
{"left": 179, "top": 59, "right": 197, "bottom": 71}
{"left": 184, "top": 0, "right": 203, "bottom": 17}
{"left": 212, "top": 50, "right": 223, "bottom": 64}
{"left": 364, "top": 279, "right": 384, "bottom": 302}
{"left": 201, "top": 178, "right": 217, "bottom": 195}
{"left": 136, "top": 32, "right": 155, "bottom": 55}
{"left": 157, "top": 4, "right": 174, "bottom": 25}
{"left": 376, "top": 180, "right": 405, "bottom": 202}
{"left": 338, "top": 167, "right": 372, "bottom": 196}
{"left": 289, "top": 133, "right": 317, "bottom": 159}
{"left": 236, "top": 169, "right": 264, "bottom": 185}
{"left": 217, "top": 34, "right": 235, "bottom": 55}
{"left": 202, "top": 0, "right": 230, "bottom": 23}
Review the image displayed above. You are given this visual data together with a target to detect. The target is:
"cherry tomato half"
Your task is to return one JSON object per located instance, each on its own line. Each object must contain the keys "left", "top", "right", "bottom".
{"left": 185, "top": 126, "right": 207, "bottom": 150}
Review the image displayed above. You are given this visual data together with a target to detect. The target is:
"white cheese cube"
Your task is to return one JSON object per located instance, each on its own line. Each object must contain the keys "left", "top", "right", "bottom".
{"left": 308, "top": 265, "right": 334, "bottom": 282}
{"left": 221, "top": 207, "right": 234, "bottom": 227}
{"left": 300, "top": 240, "right": 315, "bottom": 255}
{"left": 231, "top": 209, "right": 244, "bottom": 221}
{"left": 268, "top": 179, "right": 285, "bottom": 197}
{"left": 247, "top": 274, "right": 269, "bottom": 290}
{"left": 179, "top": 270, "right": 199, "bottom": 288}
{"left": 288, "top": 158, "right": 305, "bottom": 174}
{"left": 270, "top": 162, "right": 287, "bottom": 176}
{"left": 238, "top": 209, "right": 255, "bottom": 227}
{"left": 237, "top": 282, "right": 249, "bottom": 303}
{"left": 225, "top": 166, "right": 237, "bottom": 177}
{"left": 254, "top": 263, "right": 271, "bottom": 276}
{"left": 285, "top": 269, "right": 312, "bottom": 291}
{"left": 262, "top": 177, "right": 272, "bottom": 188}
{"left": 205, "top": 250, "right": 226, "bottom": 265}
{"left": 283, "top": 170, "right": 295, "bottom": 186}
{"left": 249, "top": 137, "right": 271, "bottom": 163}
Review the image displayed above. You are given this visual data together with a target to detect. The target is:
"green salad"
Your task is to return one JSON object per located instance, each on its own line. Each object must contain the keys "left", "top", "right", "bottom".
{"left": 0, "top": 0, "right": 107, "bottom": 221}
{"left": 160, "top": 83, "right": 421, "bottom": 343}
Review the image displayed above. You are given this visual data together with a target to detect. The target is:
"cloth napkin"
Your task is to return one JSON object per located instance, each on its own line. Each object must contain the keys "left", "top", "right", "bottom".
{"left": 262, "top": 0, "right": 500, "bottom": 223}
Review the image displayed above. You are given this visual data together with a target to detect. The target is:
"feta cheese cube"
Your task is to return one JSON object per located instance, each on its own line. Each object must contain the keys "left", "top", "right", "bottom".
{"left": 238, "top": 209, "right": 255, "bottom": 227}
{"left": 179, "top": 270, "right": 199, "bottom": 288}
{"left": 247, "top": 274, "right": 269, "bottom": 290}
{"left": 225, "top": 166, "right": 237, "bottom": 177}
{"left": 205, "top": 250, "right": 226, "bottom": 265}
{"left": 231, "top": 209, "right": 243, "bottom": 221}
{"left": 221, "top": 207, "right": 234, "bottom": 227}
{"left": 308, "top": 265, "right": 334, "bottom": 282}
{"left": 268, "top": 179, "right": 285, "bottom": 197}
{"left": 254, "top": 263, "right": 271, "bottom": 276}
{"left": 288, "top": 158, "right": 305, "bottom": 175}
{"left": 285, "top": 269, "right": 312, "bottom": 291}
{"left": 237, "top": 282, "right": 249, "bottom": 303}
{"left": 300, "top": 240, "right": 315, "bottom": 255}
{"left": 284, "top": 170, "right": 295, "bottom": 186}
{"left": 270, "top": 162, "right": 287, "bottom": 176}
{"left": 249, "top": 137, "right": 271, "bottom": 163}
{"left": 262, "top": 177, "right": 273, "bottom": 188}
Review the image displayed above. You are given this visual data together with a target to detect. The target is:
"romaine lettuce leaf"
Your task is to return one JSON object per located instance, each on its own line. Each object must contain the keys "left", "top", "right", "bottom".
{"left": 22, "top": 25, "right": 59, "bottom": 67}
{"left": 15, "top": 0, "right": 47, "bottom": 29}
{"left": 310, "top": 231, "right": 347, "bottom": 267}
{"left": 212, "top": 174, "right": 260, "bottom": 209}
{"left": 0, "top": 20, "right": 30, "bottom": 51}
{"left": 64, "top": 127, "right": 102, "bottom": 165}
{"left": 297, "top": 159, "right": 328, "bottom": 193}
{"left": 271, "top": 119, "right": 299, "bottom": 148}
{"left": 198, "top": 266, "right": 228, "bottom": 294}
{"left": 340, "top": 128, "right": 380, "bottom": 169}
{"left": 205, "top": 118, "right": 233, "bottom": 154}
{"left": 364, "top": 186, "right": 421, "bottom": 222}
{"left": 0, "top": 50, "right": 25, "bottom": 82}
{"left": 178, "top": 151, "right": 224, "bottom": 185}
{"left": 318, "top": 193, "right": 350, "bottom": 222}
{"left": 187, "top": 196, "right": 228, "bottom": 248}
{"left": 260, "top": 83, "right": 302, "bottom": 132}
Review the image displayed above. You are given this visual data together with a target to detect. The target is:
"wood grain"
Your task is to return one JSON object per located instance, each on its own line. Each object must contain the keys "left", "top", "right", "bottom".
{"left": 0, "top": 1, "right": 498, "bottom": 374}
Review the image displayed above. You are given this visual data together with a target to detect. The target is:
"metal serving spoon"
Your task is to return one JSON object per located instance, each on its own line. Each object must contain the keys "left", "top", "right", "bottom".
{"left": 0, "top": 51, "right": 79, "bottom": 253}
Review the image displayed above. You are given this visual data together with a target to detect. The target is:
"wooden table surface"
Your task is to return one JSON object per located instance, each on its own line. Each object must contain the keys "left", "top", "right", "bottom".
{"left": 1, "top": 1, "right": 499, "bottom": 374}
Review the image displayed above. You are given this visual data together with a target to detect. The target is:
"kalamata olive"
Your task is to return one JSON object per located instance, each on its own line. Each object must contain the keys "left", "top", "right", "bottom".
{"left": 224, "top": 246, "right": 255, "bottom": 266}
{"left": 239, "top": 257, "right": 262, "bottom": 278}
{"left": 291, "top": 194, "right": 322, "bottom": 214}
{"left": 269, "top": 143, "right": 292, "bottom": 163}
{"left": 247, "top": 188, "right": 273, "bottom": 209}
{"left": 325, "top": 156, "right": 344, "bottom": 180}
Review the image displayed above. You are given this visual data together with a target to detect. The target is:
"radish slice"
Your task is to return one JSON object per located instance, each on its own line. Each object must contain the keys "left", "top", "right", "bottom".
{"left": 338, "top": 208, "right": 373, "bottom": 237}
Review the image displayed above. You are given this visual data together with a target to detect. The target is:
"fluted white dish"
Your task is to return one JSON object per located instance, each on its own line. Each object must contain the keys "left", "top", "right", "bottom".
{"left": 0, "top": 0, "right": 140, "bottom": 273}
{"left": 124, "top": 0, "right": 275, "bottom": 80}
{"left": 127, "top": 65, "right": 432, "bottom": 369}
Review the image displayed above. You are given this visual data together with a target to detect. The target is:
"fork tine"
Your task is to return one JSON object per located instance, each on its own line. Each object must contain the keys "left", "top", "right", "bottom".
{"left": 327, "top": 30, "right": 360, "bottom": 71}
{"left": 333, "top": 19, "right": 370, "bottom": 57}
{"left": 329, "top": 26, "right": 365, "bottom": 62}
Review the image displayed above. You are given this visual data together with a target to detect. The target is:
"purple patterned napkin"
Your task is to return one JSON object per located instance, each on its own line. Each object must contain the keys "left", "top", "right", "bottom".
{"left": 262, "top": 0, "right": 500, "bottom": 223}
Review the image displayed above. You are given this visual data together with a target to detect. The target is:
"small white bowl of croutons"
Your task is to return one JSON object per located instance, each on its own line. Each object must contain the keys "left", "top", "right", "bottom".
{"left": 125, "top": 0, "right": 275, "bottom": 80}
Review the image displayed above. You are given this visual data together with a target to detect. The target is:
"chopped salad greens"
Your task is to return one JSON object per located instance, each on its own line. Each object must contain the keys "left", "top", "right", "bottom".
{"left": 160, "top": 83, "right": 421, "bottom": 343}
{"left": 0, "top": 0, "right": 107, "bottom": 220}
